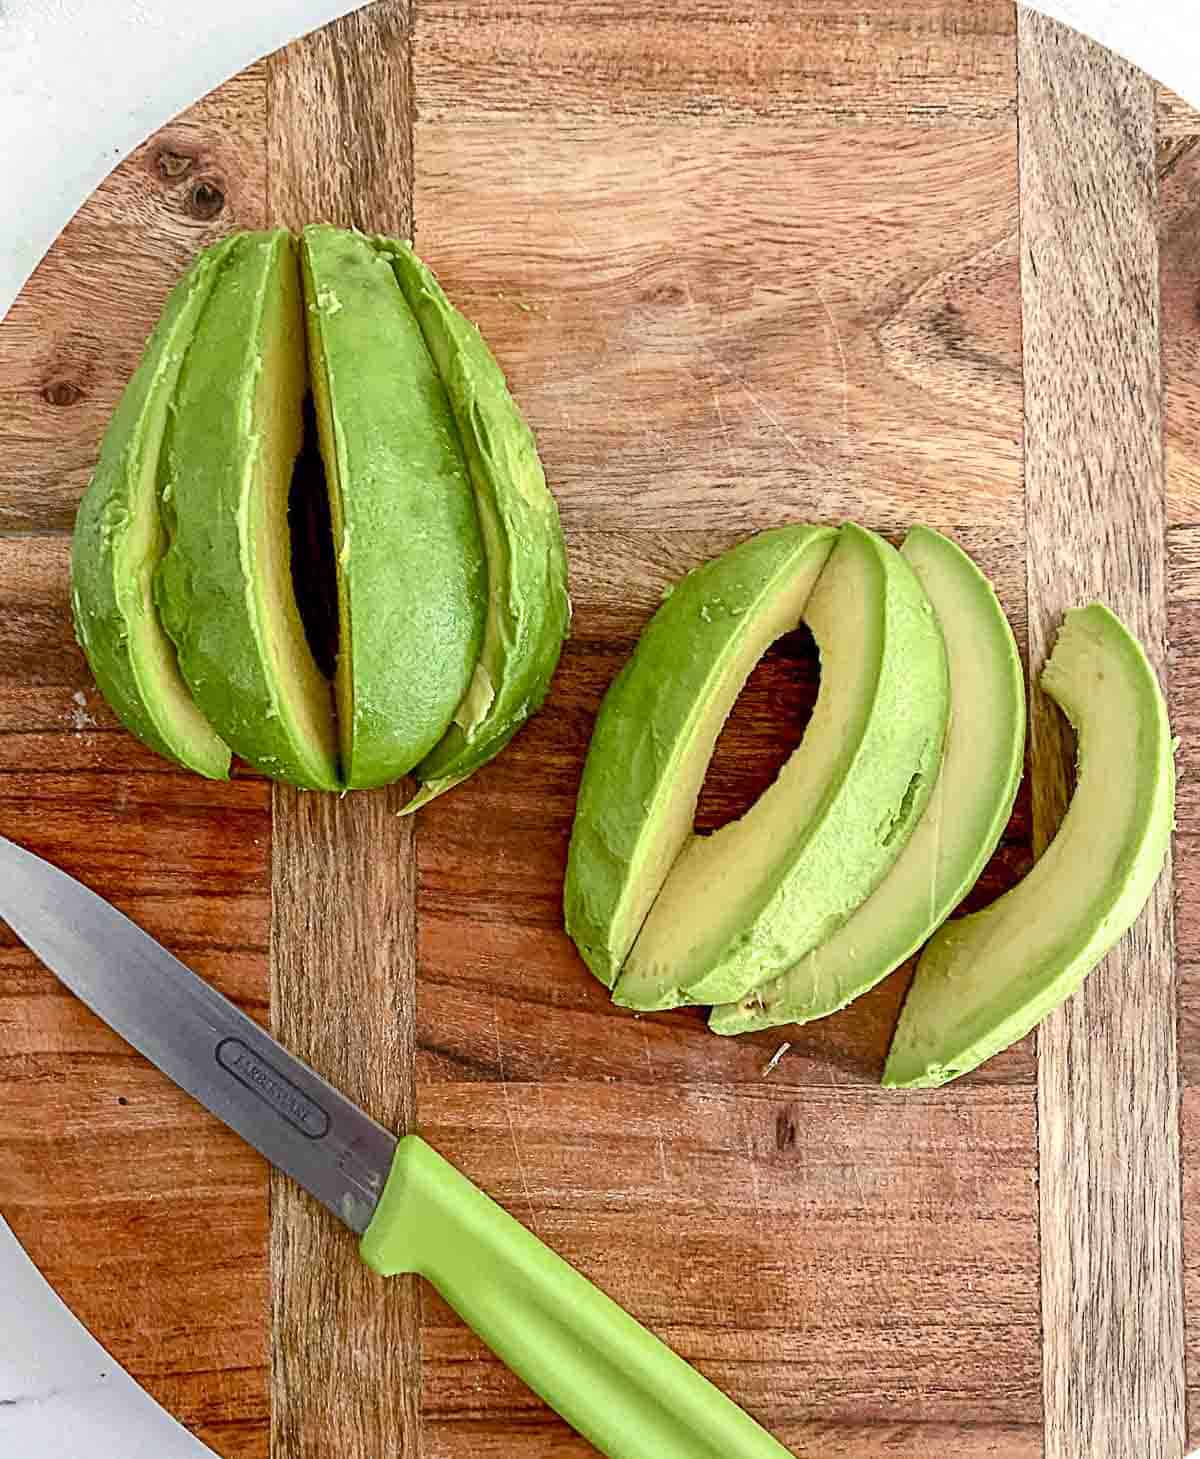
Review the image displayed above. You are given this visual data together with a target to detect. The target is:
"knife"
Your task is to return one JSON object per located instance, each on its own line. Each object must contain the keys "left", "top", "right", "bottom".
{"left": 0, "top": 835, "right": 792, "bottom": 1459}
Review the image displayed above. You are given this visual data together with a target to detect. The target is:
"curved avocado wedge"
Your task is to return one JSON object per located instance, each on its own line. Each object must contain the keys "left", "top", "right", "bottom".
{"left": 155, "top": 230, "right": 340, "bottom": 790}
{"left": 710, "top": 526, "right": 1025, "bottom": 1035}
{"left": 301, "top": 226, "right": 486, "bottom": 789}
{"left": 71, "top": 238, "right": 236, "bottom": 780}
{"left": 377, "top": 241, "right": 571, "bottom": 812}
{"left": 614, "top": 524, "right": 950, "bottom": 1012}
{"left": 883, "top": 603, "right": 1175, "bottom": 1089}
{"left": 565, "top": 526, "right": 838, "bottom": 988}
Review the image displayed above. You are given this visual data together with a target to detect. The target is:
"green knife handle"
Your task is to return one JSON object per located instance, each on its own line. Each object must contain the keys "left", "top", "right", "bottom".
{"left": 359, "top": 1134, "right": 792, "bottom": 1459}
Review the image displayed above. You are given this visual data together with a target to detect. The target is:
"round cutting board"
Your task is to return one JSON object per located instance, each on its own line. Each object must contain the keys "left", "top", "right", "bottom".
{"left": 0, "top": 4, "right": 1196, "bottom": 1458}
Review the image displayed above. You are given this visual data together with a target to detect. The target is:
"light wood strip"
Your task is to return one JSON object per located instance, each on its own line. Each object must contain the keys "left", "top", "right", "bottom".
{"left": 1016, "top": 10, "right": 1185, "bottom": 1456}
{"left": 266, "top": 5, "right": 422, "bottom": 1456}
{"left": 414, "top": 0, "right": 1018, "bottom": 125}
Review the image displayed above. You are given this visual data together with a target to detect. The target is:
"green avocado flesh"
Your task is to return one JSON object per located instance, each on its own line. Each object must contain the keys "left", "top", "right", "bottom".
{"left": 883, "top": 602, "right": 1175, "bottom": 1089}
{"left": 155, "top": 230, "right": 340, "bottom": 790}
{"left": 302, "top": 226, "right": 486, "bottom": 789}
{"left": 71, "top": 239, "right": 236, "bottom": 780}
{"left": 379, "top": 241, "right": 571, "bottom": 811}
{"left": 564, "top": 526, "right": 837, "bottom": 989}
{"left": 614, "top": 524, "right": 950, "bottom": 1012}
{"left": 711, "top": 525, "right": 1025, "bottom": 1035}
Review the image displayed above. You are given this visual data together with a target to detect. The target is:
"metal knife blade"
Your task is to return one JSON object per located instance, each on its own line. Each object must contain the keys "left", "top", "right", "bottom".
{"left": 0, "top": 834, "right": 396, "bottom": 1233}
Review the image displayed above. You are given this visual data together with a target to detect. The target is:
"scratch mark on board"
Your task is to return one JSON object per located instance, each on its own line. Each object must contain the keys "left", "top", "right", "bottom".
{"left": 501, "top": 1082, "right": 542, "bottom": 1236}
{"left": 639, "top": 1021, "right": 671, "bottom": 1184}
{"left": 813, "top": 277, "right": 850, "bottom": 445}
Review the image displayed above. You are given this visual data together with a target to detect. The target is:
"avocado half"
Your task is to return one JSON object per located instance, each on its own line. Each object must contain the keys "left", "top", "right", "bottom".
{"left": 301, "top": 226, "right": 486, "bottom": 789}
{"left": 155, "top": 230, "right": 340, "bottom": 790}
{"left": 711, "top": 524, "right": 1025, "bottom": 1034}
{"left": 564, "top": 525, "right": 838, "bottom": 988}
{"left": 71, "top": 237, "right": 237, "bottom": 780}
{"left": 379, "top": 241, "right": 571, "bottom": 811}
{"left": 883, "top": 602, "right": 1175, "bottom": 1089}
{"left": 613, "top": 524, "right": 950, "bottom": 1011}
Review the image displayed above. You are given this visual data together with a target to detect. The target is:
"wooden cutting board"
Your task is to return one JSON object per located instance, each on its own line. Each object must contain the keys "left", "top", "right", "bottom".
{"left": 2, "top": 4, "right": 1200, "bottom": 1456}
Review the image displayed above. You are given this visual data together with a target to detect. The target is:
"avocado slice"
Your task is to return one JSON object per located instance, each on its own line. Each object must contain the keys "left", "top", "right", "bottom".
{"left": 155, "top": 230, "right": 340, "bottom": 790}
{"left": 301, "top": 226, "right": 486, "bottom": 789}
{"left": 565, "top": 526, "right": 838, "bottom": 987}
{"left": 614, "top": 524, "right": 950, "bottom": 1011}
{"left": 377, "top": 240, "right": 571, "bottom": 811}
{"left": 882, "top": 602, "right": 1174, "bottom": 1089}
{"left": 71, "top": 238, "right": 236, "bottom": 779}
{"left": 710, "top": 525, "right": 1025, "bottom": 1034}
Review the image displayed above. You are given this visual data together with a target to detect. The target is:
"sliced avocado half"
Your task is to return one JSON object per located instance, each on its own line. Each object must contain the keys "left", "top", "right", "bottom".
{"left": 71, "top": 237, "right": 237, "bottom": 780}
{"left": 564, "top": 526, "right": 837, "bottom": 988}
{"left": 301, "top": 226, "right": 486, "bottom": 789}
{"left": 378, "top": 240, "right": 571, "bottom": 812}
{"left": 883, "top": 602, "right": 1174, "bottom": 1089}
{"left": 613, "top": 524, "right": 950, "bottom": 1011}
{"left": 711, "top": 525, "right": 1025, "bottom": 1034}
{"left": 155, "top": 229, "right": 340, "bottom": 790}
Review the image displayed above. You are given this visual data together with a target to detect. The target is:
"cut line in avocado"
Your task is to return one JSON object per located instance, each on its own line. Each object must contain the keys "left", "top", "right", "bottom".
{"left": 613, "top": 524, "right": 950, "bottom": 1012}
{"left": 565, "top": 525, "right": 837, "bottom": 988}
{"left": 155, "top": 229, "right": 340, "bottom": 790}
{"left": 711, "top": 524, "right": 1025, "bottom": 1035}
{"left": 378, "top": 241, "right": 571, "bottom": 812}
{"left": 71, "top": 237, "right": 237, "bottom": 781}
{"left": 301, "top": 226, "right": 486, "bottom": 789}
{"left": 883, "top": 602, "right": 1174, "bottom": 1089}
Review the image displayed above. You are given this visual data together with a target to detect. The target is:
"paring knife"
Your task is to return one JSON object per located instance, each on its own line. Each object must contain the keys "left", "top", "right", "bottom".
{"left": 0, "top": 835, "right": 792, "bottom": 1459}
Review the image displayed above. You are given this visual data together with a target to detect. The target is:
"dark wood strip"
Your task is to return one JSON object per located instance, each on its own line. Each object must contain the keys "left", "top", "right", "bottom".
{"left": 1016, "top": 10, "right": 1185, "bottom": 1455}
{"left": 265, "top": 6, "right": 422, "bottom": 1456}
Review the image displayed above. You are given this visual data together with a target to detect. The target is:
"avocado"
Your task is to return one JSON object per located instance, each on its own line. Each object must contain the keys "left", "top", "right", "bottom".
{"left": 883, "top": 602, "right": 1174, "bottom": 1089}
{"left": 565, "top": 526, "right": 838, "bottom": 987}
{"left": 155, "top": 230, "right": 341, "bottom": 790}
{"left": 613, "top": 524, "right": 950, "bottom": 1011}
{"left": 71, "top": 237, "right": 236, "bottom": 780}
{"left": 301, "top": 226, "right": 486, "bottom": 789}
{"left": 710, "top": 525, "right": 1025, "bottom": 1034}
{"left": 378, "top": 240, "right": 571, "bottom": 811}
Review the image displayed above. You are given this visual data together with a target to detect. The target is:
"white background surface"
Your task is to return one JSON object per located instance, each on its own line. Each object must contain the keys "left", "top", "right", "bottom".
{"left": 1, "top": 0, "right": 1198, "bottom": 1451}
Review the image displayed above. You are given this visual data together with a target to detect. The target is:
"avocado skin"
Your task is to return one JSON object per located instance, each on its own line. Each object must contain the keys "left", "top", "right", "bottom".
{"left": 882, "top": 602, "right": 1175, "bottom": 1089}
{"left": 565, "top": 526, "right": 838, "bottom": 988}
{"left": 71, "top": 237, "right": 236, "bottom": 780}
{"left": 710, "top": 524, "right": 1025, "bottom": 1035}
{"left": 302, "top": 226, "right": 486, "bottom": 789}
{"left": 155, "top": 230, "right": 340, "bottom": 790}
{"left": 378, "top": 240, "right": 570, "bottom": 811}
{"left": 614, "top": 524, "right": 950, "bottom": 1011}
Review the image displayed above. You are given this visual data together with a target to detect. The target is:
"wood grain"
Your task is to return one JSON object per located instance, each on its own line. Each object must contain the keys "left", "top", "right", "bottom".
{"left": 1159, "top": 87, "right": 1200, "bottom": 138}
{"left": 417, "top": 1081, "right": 1041, "bottom": 1457}
{"left": 1162, "top": 121, "right": 1200, "bottom": 1439}
{"left": 415, "top": 0, "right": 1018, "bottom": 124}
{"left": 0, "top": 3, "right": 1196, "bottom": 1457}
{"left": 1158, "top": 134, "right": 1200, "bottom": 528}
{"left": 0, "top": 534, "right": 272, "bottom": 1458}
{"left": 411, "top": 6, "right": 1041, "bottom": 1455}
{"left": 411, "top": 118, "right": 1023, "bottom": 535}
{"left": 265, "top": 5, "right": 421, "bottom": 1457}
{"left": 1016, "top": 9, "right": 1185, "bottom": 1457}
{"left": 0, "top": 68, "right": 266, "bottom": 534}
